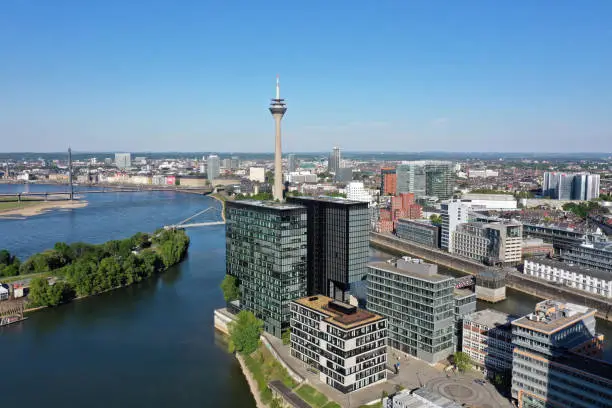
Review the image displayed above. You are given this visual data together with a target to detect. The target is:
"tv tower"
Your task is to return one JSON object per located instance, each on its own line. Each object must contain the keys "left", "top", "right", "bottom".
{"left": 269, "top": 75, "right": 287, "bottom": 201}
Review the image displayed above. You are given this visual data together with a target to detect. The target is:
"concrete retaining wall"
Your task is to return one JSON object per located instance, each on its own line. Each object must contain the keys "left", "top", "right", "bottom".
{"left": 506, "top": 272, "right": 612, "bottom": 321}
{"left": 370, "top": 232, "right": 485, "bottom": 275}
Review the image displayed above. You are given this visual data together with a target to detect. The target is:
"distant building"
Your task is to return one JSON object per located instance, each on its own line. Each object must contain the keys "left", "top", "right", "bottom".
{"left": 380, "top": 167, "right": 397, "bottom": 196}
{"left": 467, "top": 168, "right": 499, "bottom": 178}
{"left": 334, "top": 167, "right": 353, "bottom": 183}
{"left": 521, "top": 238, "right": 554, "bottom": 259}
{"left": 207, "top": 154, "right": 220, "bottom": 181}
{"left": 511, "top": 300, "right": 612, "bottom": 407}
{"left": 286, "top": 196, "right": 369, "bottom": 302}
{"left": 328, "top": 146, "right": 341, "bottom": 174}
{"left": 248, "top": 167, "right": 266, "bottom": 183}
{"left": 542, "top": 172, "right": 600, "bottom": 200}
{"left": 290, "top": 295, "right": 387, "bottom": 393}
{"left": 285, "top": 171, "right": 317, "bottom": 184}
{"left": 287, "top": 154, "right": 297, "bottom": 172}
{"left": 452, "top": 222, "right": 523, "bottom": 266}
{"left": 523, "top": 258, "right": 612, "bottom": 298}
{"left": 225, "top": 200, "right": 307, "bottom": 337}
{"left": 440, "top": 200, "right": 471, "bottom": 252}
{"left": 396, "top": 161, "right": 454, "bottom": 200}
{"left": 114, "top": 153, "right": 131, "bottom": 169}
{"left": 346, "top": 181, "right": 371, "bottom": 203}
{"left": 461, "top": 193, "right": 517, "bottom": 210}
{"left": 395, "top": 219, "right": 440, "bottom": 248}
{"left": 368, "top": 258, "right": 456, "bottom": 363}
{"left": 559, "top": 241, "right": 612, "bottom": 274}
{"left": 462, "top": 309, "right": 514, "bottom": 378}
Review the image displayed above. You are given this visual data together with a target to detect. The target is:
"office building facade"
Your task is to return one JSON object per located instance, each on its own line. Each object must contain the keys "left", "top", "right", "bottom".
{"left": 395, "top": 219, "right": 440, "bottom": 248}
{"left": 225, "top": 200, "right": 307, "bottom": 337}
{"left": 286, "top": 196, "right": 370, "bottom": 302}
{"left": 367, "top": 258, "right": 456, "bottom": 363}
{"left": 329, "top": 146, "right": 341, "bottom": 174}
{"left": 396, "top": 161, "right": 454, "bottom": 200}
{"left": 542, "top": 172, "right": 600, "bottom": 200}
{"left": 290, "top": 296, "right": 387, "bottom": 393}
{"left": 453, "top": 289, "right": 476, "bottom": 350}
{"left": 511, "top": 300, "right": 612, "bottom": 408}
{"left": 440, "top": 200, "right": 471, "bottom": 252}
{"left": 287, "top": 153, "right": 297, "bottom": 172}
{"left": 346, "top": 181, "right": 372, "bottom": 203}
{"left": 380, "top": 167, "right": 397, "bottom": 196}
{"left": 207, "top": 154, "right": 220, "bottom": 181}
{"left": 559, "top": 241, "right": 612, "bottom": 274}
{"left": 114, "top": 153, "right": 131, "bottom": 169}
{"left": 462, "top": 309, "right": 514, "bottom": 378}
{"left": 452, "top": 222, "right": 523, "bottom": 266}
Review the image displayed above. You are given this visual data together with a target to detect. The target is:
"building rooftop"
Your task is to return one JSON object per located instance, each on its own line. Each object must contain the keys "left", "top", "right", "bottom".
{"left": 286, "top": 195, "right": 366, "bottom": 206}
{"left": 525, "top": 257, "right": 612, "bottom": 281}
{"left": 293, "top": 295, "right": 384, "bottom": 330}
{"left": 368, "top": 259, "right": 454, "bottom": 283}
{"left": 512, "top": 300, "right": 596, "bottom": 334}
{"left": 226, "top": 199, "right": 305, "bottom": 211}
{"left": 389, "top": 389, "right": 462, "bottom": 408}
{"left": 462, "top": 193, "right": 517, "bottom": 201}
{"left": 465, "top": 309, "right": 515, "bottom": 329}
{"left": 453, "top": 288, "right": 475, "bottom": 299}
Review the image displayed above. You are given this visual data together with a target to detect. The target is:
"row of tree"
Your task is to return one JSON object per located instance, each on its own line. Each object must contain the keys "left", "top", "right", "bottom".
{"left": 4, "top": 229, "right": 190, "bottom": 307}
{"left": 0, "top": 249, "right": 20, "bottom": 277}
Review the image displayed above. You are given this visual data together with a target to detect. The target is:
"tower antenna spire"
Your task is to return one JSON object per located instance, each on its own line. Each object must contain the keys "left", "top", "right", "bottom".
{"left": 276, "top": 74, "right": 280, "bottom": 100}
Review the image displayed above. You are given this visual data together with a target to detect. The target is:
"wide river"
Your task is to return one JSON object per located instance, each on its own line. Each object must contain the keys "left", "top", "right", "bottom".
{"left": 0, "top": 184, "right": 610, "bottom": 408}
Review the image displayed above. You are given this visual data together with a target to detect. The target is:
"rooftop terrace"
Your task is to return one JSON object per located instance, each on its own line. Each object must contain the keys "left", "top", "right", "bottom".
{"left": 293, "top": 295, "right": 384, "bottom": 330}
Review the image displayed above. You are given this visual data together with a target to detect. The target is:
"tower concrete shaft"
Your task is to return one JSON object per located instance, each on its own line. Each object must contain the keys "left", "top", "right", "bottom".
{"left": 269, "top": 76, "right": 287, "bottom": 201}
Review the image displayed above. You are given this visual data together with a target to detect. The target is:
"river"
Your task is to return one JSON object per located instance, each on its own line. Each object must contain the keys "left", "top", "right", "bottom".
{"left": 0, "top": 185, "right": 610, "bottom": 408}
{"left": 0, "top": 184, "right": 256, "bottom": 408}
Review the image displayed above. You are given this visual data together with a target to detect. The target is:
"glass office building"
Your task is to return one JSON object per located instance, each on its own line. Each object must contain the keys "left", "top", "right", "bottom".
{"left": 286, "top": 196, "right": 369, "bottom": 302}
{"left": 396, "top": 161, "right": 454, "bottom": 199}
{"left": 225, "top": 200, "right": 307, "bottom": 337}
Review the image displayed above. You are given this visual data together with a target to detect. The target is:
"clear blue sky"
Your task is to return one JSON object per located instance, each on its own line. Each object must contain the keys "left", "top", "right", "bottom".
{"left": 1, "top": 1, "right": 611, "bottom": 153}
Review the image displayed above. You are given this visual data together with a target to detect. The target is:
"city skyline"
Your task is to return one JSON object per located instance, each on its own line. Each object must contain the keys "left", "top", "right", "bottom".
{"left": 2, "top": 1, "right": 611, "bottom": 152}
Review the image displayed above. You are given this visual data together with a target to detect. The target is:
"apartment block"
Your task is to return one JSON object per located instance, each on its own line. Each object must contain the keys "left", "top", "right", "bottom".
{"left": 395, "top": 219, "right": 440, "bottom": 248}
{"left": 559, "top": 241, "right": 612, "bottom": 274}
{"left": 440, "top": 199, "right": 471, "bottom": 252}
{"left": 290, "top": 295, "right": 387, "bottom": 393}
{"left": 511, "top": 300, "right": 612, "bottom": 408}
{"left": 367, "top": 257, "right": 456, "bottom": 363}
{"left": 381, "top": 167, "right": 397, "bottom": 196}
{"left": 225, "top": 200, "right": 307, "bottom": 337}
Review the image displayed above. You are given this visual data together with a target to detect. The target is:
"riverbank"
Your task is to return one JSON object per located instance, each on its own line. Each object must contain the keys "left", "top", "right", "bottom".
{"left": 0, "top": 200, "right": 88, "bottom": 218}
{"left": 211, "top": 193, "right": 227, "bottom": 222}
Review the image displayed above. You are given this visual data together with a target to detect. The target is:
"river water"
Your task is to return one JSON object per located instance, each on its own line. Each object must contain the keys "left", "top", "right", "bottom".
{"left": 0, "top": 185, "right": 610, "bottom": 408}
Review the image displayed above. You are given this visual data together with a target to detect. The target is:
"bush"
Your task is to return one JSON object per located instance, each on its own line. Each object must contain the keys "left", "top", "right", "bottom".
{"left": 228, "top": 311, "right": 263, "bottom": 355}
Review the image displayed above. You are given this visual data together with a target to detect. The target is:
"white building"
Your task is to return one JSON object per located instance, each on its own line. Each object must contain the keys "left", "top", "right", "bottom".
{"left": 290, "top": 295, "right": 387, "bottom": 393}
{"left": 384, "top": 388, "right": 462, "bottom": 408}
{"left": 207, "top": 154, "right": 220, "bottom": 181}
{"left": 285, "top": 171, "right": 317, "bottom": 184}
{"left": 462, "top": 309, "right": 514, "bottom": 377}
{"left": 467, "top": 168, "right": 499, "bottom": 178}
{"left": 0, "top": 285, "right": 9, "bottom": 301}
{"left": 248, "top": 167, "right": 266, "bottom": 183}
{"left": 461, "top": 193, "right": 517, "bottom": 210}
{"left": 453, "top": 222, "right": 523, "bottom": 266}
{"left": 114, "top": 153, "right": 131, "bottom": 169}
{"left": 346, "top": 181, "right": 371, "bottom": 203}
{"left": 523, "top": 258, "right": 612, "bottom": 298}
{"left": 440, "top": 199, "right": 471, "bottom": 252}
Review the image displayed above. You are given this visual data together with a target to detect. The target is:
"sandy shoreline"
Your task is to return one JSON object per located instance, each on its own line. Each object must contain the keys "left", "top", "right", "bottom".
{"left": 0, "top": 200, "right": 88, "bottom": 218}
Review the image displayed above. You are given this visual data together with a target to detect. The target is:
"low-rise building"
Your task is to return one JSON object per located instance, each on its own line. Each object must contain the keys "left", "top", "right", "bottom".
{"left": 452, "top": 222, "right": 522, "bottom": 266}
{"left": 395, "top": 219, "right": 440, "bottom": 248}
{"left": 523, "top": 258, "right": 612, "bottom": 298}
{"left": 462, "top": 309, "right": 514, "bottom": 378}
{"left": 290, "top": 295, "right": 387, "bottom": 393}
{"left": 461, "top": 193, "right": 517, "bottom": 210}
{"left": 0, "top": 285, "right": 9, "bottom": 301}
{"left": 475, "top": 269, "right": 507, "bottom": 303}
{"left": 559, "top": 241, "right": 612, "bottom": 274}
{"left": 384, "top": 388, "right": 462, "bottom": 408}
{"left": 521, "top": 238, "right": 554, "bottom": 259}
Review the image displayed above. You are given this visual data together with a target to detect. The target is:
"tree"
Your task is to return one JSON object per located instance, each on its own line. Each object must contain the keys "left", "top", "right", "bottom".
{"left": 0, "top": 250, "right": 20, "bottom": 277}
{"left": 429, "top": 214, "right": 442, "bottom": 226}
{"left": 228, "top": 310, "right": 263, "bottom": 355}
{"left": 220, "top": 275, "right": 240, "bottom": 302}
{"left": 281, "top": 328, "right": 291, "bottom": 346}
{"left": 453, "top": 351, "right": 472, "bottom": 372}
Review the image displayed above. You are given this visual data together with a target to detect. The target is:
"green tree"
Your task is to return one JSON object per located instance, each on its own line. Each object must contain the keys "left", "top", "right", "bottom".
{"left": 220, "top": 275, "right": 240, "bottom": 302}
{"left": 0, "top": 250, "right": 20, "bottom": 277}
{"left": 429, "top": 214, "right": 442, "bottom": 226}
{"left": 54, "top": 242, "right": 75, "bottom": 264}
{"left": 281, "top": 328, "right": 291, "bottom": 346}
{"left": 28, "top": 278, "right": 49, "bottom": 306}
{"left": 228, "top": 310, "right": 264, "bottom": 355}
{"left": 453, "top": 351, "right": 472, "bottom": 372}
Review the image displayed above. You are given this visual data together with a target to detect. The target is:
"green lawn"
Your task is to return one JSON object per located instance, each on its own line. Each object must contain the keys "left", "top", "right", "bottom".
{"left": 322, "top": 402, "right": 341, "bottom": 408}
{"left": 295, "top": 384, "right": 329, "bottom": 408}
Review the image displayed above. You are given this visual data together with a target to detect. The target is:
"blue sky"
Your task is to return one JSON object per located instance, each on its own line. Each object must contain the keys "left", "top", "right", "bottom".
{"left": 1, "top": 1, "right": 611, "bottom": 153}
